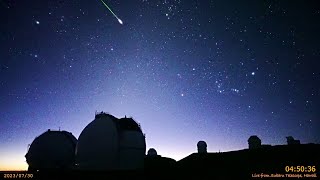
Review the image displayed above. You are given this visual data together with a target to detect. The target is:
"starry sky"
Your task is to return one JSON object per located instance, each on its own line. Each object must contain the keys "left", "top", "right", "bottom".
{"left": 0, "top": 0, "right": 319, "bottom": 170}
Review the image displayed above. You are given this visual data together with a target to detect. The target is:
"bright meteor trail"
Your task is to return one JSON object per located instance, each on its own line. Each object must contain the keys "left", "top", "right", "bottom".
{"left": 100, "top": 0, "right": 123, "bottom": 25}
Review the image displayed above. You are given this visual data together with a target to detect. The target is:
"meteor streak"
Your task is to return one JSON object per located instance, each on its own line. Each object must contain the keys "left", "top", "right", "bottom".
{"left": 100, "top": 0, "right": 123, "bottom": 25}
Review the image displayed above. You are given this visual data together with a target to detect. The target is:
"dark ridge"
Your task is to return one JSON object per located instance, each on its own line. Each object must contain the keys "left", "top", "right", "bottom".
{"left": 175, "top": 143, "right": 320, "bottom": 179}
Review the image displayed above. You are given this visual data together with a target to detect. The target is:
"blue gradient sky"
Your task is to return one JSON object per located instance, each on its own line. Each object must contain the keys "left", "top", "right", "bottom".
{"left": 1, "top": 0, "right": 319, "bottom": 170}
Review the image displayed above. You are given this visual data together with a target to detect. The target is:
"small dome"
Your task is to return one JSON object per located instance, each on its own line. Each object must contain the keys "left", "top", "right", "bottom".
{"left": 147, "top": 148, "right": 158, "bottom": 156}
{"left": 248, "top": 135, "right": 262, "bottom": 149}
{"left": 197, "top": 141, "right": 207, "bottom": 153}
{"left": 248, "top": 135, "right": 261, "bottom": 142}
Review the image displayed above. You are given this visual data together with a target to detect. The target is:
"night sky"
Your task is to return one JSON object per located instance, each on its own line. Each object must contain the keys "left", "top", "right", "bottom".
{"left": 1, "top": 0, "right": 319, "bottom": 170}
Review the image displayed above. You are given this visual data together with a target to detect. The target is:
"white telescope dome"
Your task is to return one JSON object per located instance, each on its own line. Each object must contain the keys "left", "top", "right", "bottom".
{"left": 75, "top": 112, "right": 146, "bottom": 170}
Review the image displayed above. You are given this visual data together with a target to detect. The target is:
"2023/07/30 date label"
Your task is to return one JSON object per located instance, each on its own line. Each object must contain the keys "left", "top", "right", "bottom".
{"left": 3, "top": 173, "right": 34, "bottom": 179}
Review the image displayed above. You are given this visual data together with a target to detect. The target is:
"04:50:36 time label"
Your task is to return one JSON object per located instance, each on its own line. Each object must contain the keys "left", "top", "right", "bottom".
{"left": 285, "top": 166, "right": 316, "bottom": 173}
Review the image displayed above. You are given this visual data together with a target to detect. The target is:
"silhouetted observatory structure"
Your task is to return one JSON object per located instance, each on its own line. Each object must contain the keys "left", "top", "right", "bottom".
{"left": 144, "top": 148, "right": 176, "bottom": 171}
{"left": 248, "top": 135, "right": 261, "bottom": 149}
{"left": 286, "top": 136, "right": 301, "bottom": 145}
{"left": 25, "top": 114, "right": 320, "bottom": 179}
{"left": 25, "top": 129, "right": 77, "bottom": 171}
{"left": 197, "top": 140, "right": 207, "bottom": 153}
{"left": 75, "top": 112, "right": 146, "bottom": 170}
{"left": 147, "top": 148, "right": 158, "bottom": 157}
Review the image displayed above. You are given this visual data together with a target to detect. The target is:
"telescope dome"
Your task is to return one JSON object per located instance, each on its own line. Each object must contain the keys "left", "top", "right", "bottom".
{"left": 75, "top": 112, "right": 146, "bottom": 170}
{"left": 25, "top": 129, "right": 77, "bottom": 171}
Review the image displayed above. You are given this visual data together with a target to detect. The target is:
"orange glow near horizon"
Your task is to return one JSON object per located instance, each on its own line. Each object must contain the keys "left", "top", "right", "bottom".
{"left": 0, "top": 156, "right": 28, "bottom": 171}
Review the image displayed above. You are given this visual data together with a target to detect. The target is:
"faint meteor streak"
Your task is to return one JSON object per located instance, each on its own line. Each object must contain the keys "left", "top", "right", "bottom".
{"left": 100, "top": 0, "right": 123, "bottom": 25}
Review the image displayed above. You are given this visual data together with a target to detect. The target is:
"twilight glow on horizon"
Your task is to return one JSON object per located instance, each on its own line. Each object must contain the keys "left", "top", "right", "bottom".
{"left": 0, "top": 0, "right": 319, "bottom": 170}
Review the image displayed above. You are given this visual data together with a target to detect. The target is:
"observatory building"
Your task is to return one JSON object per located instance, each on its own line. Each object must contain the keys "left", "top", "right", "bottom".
{"left": 248, "top": 135, "right": 261, "bottom": 149}
{"left": 25, "top": 129, "right": 77, "bottom": 171}
{"left": 147, "top": 148, "right": 158, "bottom": 157}
{"left": 144, "top": 148, "right": 176, "bottom": 170}
{"left": 75, "top": 112, "right": 146, "bottom": 170}
{"left": 286, "top": 136, "right": 301, "bottom": 145}
{"left": 197, "top": 141, "right": 207, "bottom": 153}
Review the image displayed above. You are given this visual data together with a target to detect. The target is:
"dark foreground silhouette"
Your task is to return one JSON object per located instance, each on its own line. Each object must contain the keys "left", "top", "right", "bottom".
{"left": 175, "top": 143, "right": 320, "bottom": 179}
{"left": 3, "top": 143, "right": 318, "bottom": 179}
